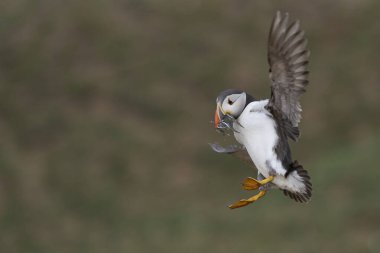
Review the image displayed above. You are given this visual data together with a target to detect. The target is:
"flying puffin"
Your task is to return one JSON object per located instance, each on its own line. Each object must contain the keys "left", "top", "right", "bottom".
{"left": 211, "top": 11, "right": 312, "bottom": 209}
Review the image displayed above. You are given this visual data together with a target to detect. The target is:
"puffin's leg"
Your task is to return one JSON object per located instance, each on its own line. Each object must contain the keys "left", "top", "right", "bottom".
{"left": 242, "top": 175, "right": 274, "bottom": 190}
{"left": 259, "top": 181, "right": 278, "bottom": 191}
{"left": 230, "top": 175, "right": 275, "bottom": 209}
{"left": 228, "top": 191, "right": 267, "bottom": 209}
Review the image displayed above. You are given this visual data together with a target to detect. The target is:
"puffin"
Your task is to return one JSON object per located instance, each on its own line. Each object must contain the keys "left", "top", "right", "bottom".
{"left": 211, "top": 11, "right": 312, "bottom": 209}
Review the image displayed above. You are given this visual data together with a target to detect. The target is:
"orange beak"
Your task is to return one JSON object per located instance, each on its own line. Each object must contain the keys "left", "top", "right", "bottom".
{"left": 214, "top": 106, "right": 221, "bottom": 128}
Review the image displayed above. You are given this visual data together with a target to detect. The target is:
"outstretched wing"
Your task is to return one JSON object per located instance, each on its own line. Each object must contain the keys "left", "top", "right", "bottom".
{"left": 267, "top": 11, "right": 310, "bottom": 129}
{"left": 209, "top": 143, "right": 256, "bottom": 169}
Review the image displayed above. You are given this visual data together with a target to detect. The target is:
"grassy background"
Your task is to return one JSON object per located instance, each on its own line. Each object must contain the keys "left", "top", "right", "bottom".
{"left": 0, "top": 0, "right": 380, "bottom": 252}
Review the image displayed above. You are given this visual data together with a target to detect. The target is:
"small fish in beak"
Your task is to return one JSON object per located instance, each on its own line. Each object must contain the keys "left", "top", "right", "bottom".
{"left": 214, "top": 113, "right": 240, "bottom": 134}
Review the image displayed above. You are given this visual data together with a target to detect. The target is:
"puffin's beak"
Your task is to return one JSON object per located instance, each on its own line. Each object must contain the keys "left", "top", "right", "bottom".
{"left": 214, "top": 107, "right": 221, "bottom": 128}
{"left": 214, "top": 104, "right": 224, "bottom": 128}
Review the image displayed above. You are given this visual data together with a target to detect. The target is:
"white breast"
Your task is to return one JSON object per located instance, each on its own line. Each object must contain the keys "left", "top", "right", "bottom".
{"left": 233, "top": 100, "right": 287, "bottom": 178}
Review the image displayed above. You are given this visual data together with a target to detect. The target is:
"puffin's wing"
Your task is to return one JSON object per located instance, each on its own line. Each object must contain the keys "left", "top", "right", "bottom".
{"left": 209, "top": 143, "right": 256, "bottom": 169}
{"left": 266, "top": 11, "right": 310, "bottom": 128}
{"left": 209, "top": 143, "right": 242, "bottom": 154}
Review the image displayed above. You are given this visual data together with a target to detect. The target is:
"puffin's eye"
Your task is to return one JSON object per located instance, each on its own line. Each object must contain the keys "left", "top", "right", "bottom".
{"left": 228, "top": 98, "right": 233, "bottom": 105}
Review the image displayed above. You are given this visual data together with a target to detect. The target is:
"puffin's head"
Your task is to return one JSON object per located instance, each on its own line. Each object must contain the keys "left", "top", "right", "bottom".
{"left": 214, "top": 89, "right": 248, "bottom": 129}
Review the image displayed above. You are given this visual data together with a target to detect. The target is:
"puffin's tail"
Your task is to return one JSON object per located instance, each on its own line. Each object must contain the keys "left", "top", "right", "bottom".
{"left": 283, "top": 160, "right": 312, "bottom": 203}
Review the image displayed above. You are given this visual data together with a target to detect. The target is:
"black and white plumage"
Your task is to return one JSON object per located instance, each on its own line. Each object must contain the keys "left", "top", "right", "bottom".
{"left": 212, "top": 11, "right": 312, "bottom": 204}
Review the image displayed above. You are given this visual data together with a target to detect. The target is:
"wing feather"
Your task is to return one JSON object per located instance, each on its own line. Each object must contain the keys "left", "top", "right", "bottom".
{"left": 267, "top": 11, "right": 310, "bottom": 129}
{"left": 209, "top": 143, "right": 256, "bottom": 169}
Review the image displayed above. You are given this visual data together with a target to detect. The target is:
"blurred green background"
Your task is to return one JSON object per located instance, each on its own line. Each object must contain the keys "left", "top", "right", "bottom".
{"left": 1, "top": 0, "right": 380, "bottom": 252}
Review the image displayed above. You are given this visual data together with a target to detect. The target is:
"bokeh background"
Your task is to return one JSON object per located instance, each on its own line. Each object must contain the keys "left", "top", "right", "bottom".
{"left": 1, "top": 0, "right": 380, "bottom": 252}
